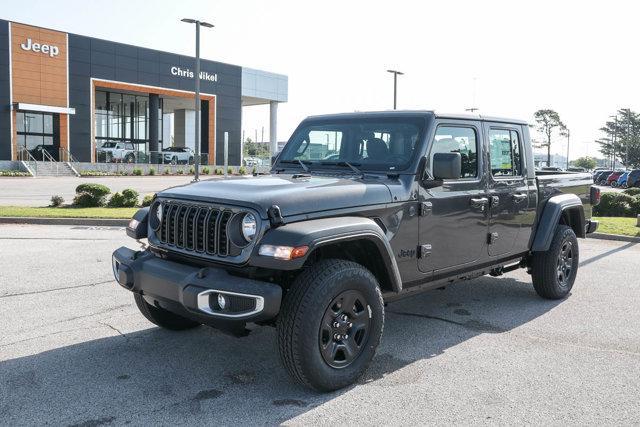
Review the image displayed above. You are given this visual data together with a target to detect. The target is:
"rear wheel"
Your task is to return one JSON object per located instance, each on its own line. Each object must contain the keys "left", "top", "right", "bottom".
{"left": 531, "top": 225, "right": 579, "bottom": 299}
{"left": 277, "top": 259, "right": 384, "bottom": 392}
{"left": 134, "top": 294, "right": 200, "bottom": 330}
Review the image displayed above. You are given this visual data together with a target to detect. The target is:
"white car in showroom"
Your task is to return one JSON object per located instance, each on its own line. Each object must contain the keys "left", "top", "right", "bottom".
{"left": 97, "top": 141, "right": 138, "bottom": 163}
{"left": 162, "top": 147, "right": 195, "bottom": 165}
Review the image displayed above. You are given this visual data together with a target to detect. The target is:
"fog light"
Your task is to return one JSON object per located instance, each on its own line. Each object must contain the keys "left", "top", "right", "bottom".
{"left": 217, "top": 293, "right": 227, "bottom": 310}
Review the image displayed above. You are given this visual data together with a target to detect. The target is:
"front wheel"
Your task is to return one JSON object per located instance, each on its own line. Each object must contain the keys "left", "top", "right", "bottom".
{"left": 277, "top": 259, "right": 384, "bottom": 392}
{"left": 531, "top": 225, "right": 579, "bottom": 299}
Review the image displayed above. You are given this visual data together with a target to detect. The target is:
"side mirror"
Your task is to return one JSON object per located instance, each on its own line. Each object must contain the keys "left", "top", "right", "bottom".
{"left": 433, "top": 152, "right": 462, "bottom": 180}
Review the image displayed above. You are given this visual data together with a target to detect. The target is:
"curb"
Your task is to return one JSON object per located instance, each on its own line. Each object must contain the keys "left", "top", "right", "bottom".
{"left": 0, "top": 217, "right": 128, "bottom": 227}
{"left": 588, "top": 232, "right": 640, "bottom": 243}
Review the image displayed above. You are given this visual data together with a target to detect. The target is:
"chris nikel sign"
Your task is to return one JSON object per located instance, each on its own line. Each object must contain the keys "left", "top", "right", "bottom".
{"left": 170, "top": 66, "right": 218, "bottom": 82}
{"left": 20, "top": 38, "right": 60, "bottom": 57}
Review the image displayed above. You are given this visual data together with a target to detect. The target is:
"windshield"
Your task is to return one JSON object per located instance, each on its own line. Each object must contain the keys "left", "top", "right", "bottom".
{"left": 277, "top": 116, "right": 425, "bottom": 172}
{"left": 101, "top": 142, "right": 117, "bottom": 149}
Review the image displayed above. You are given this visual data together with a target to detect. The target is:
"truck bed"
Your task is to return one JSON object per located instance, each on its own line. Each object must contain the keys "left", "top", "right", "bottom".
{"left": 535, "top": 172, "right": 594, "bottom": 219}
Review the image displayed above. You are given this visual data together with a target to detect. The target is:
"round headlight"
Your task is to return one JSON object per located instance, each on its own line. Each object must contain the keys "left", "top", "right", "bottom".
{"left": 241, "top": 213, "right": 257, "bottom": 242}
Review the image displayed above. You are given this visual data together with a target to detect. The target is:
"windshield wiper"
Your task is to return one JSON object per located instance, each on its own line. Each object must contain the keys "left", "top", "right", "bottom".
{"left": 320, "top": 161, "right": 364, "bottom": 177}
{"left": 279, "top": 159, "right": 311, "bottom": 173}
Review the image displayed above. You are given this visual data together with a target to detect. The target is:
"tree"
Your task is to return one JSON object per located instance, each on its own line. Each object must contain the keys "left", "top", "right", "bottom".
{"left": 534, "top": 109, "right": 567, "bottom": 166}
{"left": 570, "top": 156, "right": 596, "bottom": 170}
{"left": 596, "top": 109, "right": 640, "bottom": 168}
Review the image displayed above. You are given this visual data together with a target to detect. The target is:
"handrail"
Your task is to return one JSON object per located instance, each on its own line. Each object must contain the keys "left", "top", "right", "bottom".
{"left": 59, "top": 147, "right": 81, "bottom": 176}
{"left": 17, "top": 148, "right": 38, "bottom": 176}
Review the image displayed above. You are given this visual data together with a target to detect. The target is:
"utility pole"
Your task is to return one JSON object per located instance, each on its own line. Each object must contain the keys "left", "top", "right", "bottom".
{"left": 565, "top": 128, "right": 570, "bottom": 170}
{"left": 181, "top": 18, "right": 214, "bottom": 182}
{"left": 609, "top": 115, "right": 618, "bottom": 169}
{"left": 626, "top": 108, "right": 632, "bottom": 168}
{"left": 386, "top": 70, "right": 404, "bottom": 110}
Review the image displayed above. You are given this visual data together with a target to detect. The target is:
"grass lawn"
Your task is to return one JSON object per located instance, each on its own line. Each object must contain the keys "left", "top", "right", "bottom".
{"left": 0, "top": 206, "right": 137, "bottom": 219}
{"left": 593, "top": 216, "right": 640, "bottom": 237}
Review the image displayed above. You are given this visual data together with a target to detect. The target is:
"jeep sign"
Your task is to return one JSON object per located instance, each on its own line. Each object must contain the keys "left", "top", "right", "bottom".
{"left": 20, "top": 38, "right": 59, "bottom": 57}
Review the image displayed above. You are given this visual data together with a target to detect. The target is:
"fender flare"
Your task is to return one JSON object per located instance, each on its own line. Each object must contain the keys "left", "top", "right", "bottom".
{"left": 249, "top": 216, "right": 403, "bottom": 292}
{"left": 531, "top": 193, "right": 585, "bottom": 252}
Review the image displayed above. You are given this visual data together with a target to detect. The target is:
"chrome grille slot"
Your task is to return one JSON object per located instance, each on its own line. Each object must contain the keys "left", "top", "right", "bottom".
{"left": 155, "top": 201, "right": 247, "bottom": 262}
{"left": 218, "top": 211, "right": 232, "bottom": 257}
{"left": 195, "top": 208, "right": 207, "bottom": 252}
{"left": 175, "top": 205, "right": 188, "bottom": 248}
{"left": 206, "top": 209, "right": 220, "bottom": 255}
{"left": 185, "top": 207, "right": 197, "bottom": 250}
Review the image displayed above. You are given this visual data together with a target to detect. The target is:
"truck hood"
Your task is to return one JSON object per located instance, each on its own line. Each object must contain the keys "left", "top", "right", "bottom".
{"left": 158, "top": 174, "right": 394, "bottom": 218}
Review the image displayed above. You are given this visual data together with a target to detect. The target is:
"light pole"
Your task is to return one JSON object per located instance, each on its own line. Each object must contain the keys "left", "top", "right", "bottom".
{"left": 386, "top": 70, "right": 404, "bottom": 110}
{"left": 181, "top": 18, "right": 214, "bottom": 182}
{"left": 625, "top": 108, "right": 632, "bottom": 168}
{"left": 565, "top": 128, "right": 570, "bottom": 170}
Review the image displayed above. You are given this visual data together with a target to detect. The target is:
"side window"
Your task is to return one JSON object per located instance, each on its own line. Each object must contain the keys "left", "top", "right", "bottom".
{"left": 431, "top": 126, "right": 478, "bottom": 178}
{"left": 489, "top": 129, "right": 522, "bottom": 176}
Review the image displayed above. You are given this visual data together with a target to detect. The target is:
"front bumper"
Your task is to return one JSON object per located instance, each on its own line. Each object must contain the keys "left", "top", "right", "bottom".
{"left": 112, "top": 247, "right": 282, "bottom": 326}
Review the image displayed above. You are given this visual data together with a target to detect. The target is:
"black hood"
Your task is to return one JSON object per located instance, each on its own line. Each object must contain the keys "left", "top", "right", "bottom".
{"left": 158, "top": 174, "right": 394, "bottom": 218}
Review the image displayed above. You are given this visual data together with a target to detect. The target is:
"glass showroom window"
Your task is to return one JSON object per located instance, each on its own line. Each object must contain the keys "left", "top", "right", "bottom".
{"left": 16, "top": 111, "right": 56, "bottom": 158}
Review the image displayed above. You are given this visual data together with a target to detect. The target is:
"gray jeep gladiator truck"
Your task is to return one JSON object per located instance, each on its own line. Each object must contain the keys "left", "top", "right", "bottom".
{"left": 112, "top": 111, "right": 599, "bottom": 391}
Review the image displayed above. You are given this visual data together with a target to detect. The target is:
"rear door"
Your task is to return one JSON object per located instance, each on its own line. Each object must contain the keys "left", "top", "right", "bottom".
{"left": 485, "top": 124, "right": 536, "bottom": 256}
{"left": 417, "top": 120, "right": 490, "bottom": 275}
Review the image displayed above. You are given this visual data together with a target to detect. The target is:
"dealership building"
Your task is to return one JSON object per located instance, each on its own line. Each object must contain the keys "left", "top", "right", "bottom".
{"left": 0, "top": 19, "right": 287, "bottom": 166}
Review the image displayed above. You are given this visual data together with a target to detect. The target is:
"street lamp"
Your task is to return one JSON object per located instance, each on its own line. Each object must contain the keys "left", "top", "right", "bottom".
{"left": 564, "top": 128, "right": 570, "bottom": 170}
{"left": 609, "top": 114, "right": 618, "bottom": 169}
{"left": 181, "top": 18, "right": 214, "bottom": 182}
{"left": 386, "top": 69, "right": 404, "bottom": 110}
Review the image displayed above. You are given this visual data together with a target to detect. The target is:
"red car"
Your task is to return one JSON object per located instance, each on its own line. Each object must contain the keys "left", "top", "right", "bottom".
{"left": 606, "top": 171, "right": 623, "bottom": 185}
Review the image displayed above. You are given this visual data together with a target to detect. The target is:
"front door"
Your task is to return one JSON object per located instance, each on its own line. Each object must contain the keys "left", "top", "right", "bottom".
{"left": 485, "top": 124, "right": 534, "bottom": 256}
{"left": 418, "top": 122, "right": 489, "bottom": 277}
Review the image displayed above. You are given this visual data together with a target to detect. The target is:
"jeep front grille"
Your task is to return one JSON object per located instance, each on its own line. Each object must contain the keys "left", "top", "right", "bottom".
{"left": 158, "top": 201, "right": 233, "bottom": 257}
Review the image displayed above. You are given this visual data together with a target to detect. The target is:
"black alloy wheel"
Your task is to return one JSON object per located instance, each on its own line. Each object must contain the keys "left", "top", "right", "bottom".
{"left": 319, "top": 290, "right": 371, "bottom": 369}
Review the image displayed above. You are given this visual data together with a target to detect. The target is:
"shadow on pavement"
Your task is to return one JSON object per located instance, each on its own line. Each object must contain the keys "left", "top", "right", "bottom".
{"left": 0, "top": 275, "right": 563, "bottom": 425}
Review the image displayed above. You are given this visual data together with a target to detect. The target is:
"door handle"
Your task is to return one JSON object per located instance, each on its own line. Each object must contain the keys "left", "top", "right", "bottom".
{"left": 470, "top": 197, "right": 489, "bottom": 209}
{"left": 513, "top": 193, "right": 528, "bottom": 203}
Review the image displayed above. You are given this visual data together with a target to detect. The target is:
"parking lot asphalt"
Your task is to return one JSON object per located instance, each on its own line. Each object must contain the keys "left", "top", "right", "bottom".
{"left": 1, "top": 224, "right": 639, "bottom": 425}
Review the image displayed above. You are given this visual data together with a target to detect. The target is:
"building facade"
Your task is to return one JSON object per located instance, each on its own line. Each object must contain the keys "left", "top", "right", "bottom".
{"left": 0, "top": 19, "right": 287, "bottom": 165}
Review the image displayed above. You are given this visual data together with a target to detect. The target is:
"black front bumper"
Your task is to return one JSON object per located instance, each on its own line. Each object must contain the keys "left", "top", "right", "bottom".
{"left": 112, "top": 247, "right": 282, "bottom": 327}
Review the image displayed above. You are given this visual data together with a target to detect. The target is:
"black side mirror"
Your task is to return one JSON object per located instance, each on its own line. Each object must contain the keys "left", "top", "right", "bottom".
{"left": 433, "top": 152, "right": 462, "bottom": 180}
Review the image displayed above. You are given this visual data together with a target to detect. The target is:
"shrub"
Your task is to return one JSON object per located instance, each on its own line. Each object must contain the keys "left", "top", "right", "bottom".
{"left": 148, "top": 167, "right": 156, "bottom": 176}
{"left": 108, "top": 188, "right": 139, "bottom": 207}
{"left": 176, "top": 168, "right": 184, "bottom": 175}
{"left": 202, "top": 166, "right": 210, "bottom": 175}
{"left": 141, "top": 193, "right": 155, "bottom": 207}
{"left": 189, "top": 166, "right": 195, "bottom": 174}
{"left": 50, "top": 195, "right": 64, "bottom": 207}
{"left": 630, "top": 196, "right": 640, "bottom": 216}
{"left": 0, "top": 170, "right": 30, "bottom": 176}
{"left": 239, "top": 166, "right": 247, "bottom": 175}
{"left": 163, "top": 168, "right": 171, "bottom": 175}
{"left": 251, "top": 166, "right": 257, "bottom": 175}
{"left": 623, "top": 188, "right": 640, "bottom": 196}
{"left": 132, "top": 167, "right": 143, "bottom": 176}
{"left": 73, "top": 183, "right": 110, "bottom": 207}
{"left": 214, "top": 168, "right": 223, "bottom": 175}
{"left": 227, "top": 166, "right": 234, "bottom": 175}
{"left": 593, "top": 192, "right": 636, "bottom": 217}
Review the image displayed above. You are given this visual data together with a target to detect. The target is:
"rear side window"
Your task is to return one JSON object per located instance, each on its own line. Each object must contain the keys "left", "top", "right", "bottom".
{"left": 489, "top": 129, "right": 522, "bottom": 176}
{"left": 431, "top": 126, "right": 478, "bottom": 178}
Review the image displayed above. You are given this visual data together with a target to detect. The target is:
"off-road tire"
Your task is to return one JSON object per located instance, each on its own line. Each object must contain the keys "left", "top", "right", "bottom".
{"left": 277, "top": 259, "right": 384, "bottom": 392}
{"left": 531, "top": 225, "right": 579, "bottom": 299}
{"left": 134, "top": 293, "right": 200, "bottom": 330}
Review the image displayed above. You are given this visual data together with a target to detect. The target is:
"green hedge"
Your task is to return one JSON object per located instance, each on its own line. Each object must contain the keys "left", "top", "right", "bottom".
{"left": 623, "top": 188, "right": 640, "bottom": 196}
{"left": 73, "top": 183, "right": 111, "bottom": 207}
{"left": 108, "top": 188, "right": 139, "bottom": 207}
{"left": 593, "top": 192, "right": 640, "bottom": 217}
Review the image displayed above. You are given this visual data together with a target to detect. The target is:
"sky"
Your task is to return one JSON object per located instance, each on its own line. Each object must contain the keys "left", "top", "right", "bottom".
{"left": 3, "top": 0, "right": 640, "bottom": 160}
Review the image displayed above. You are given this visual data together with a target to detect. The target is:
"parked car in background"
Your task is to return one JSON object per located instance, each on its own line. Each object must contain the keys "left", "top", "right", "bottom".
{"left": 606, "top": 171, "right": 623, "bottom": 186}
{"left": 541, "top": 166, "right": 564, "bottom": 172}
{"left": 626, "top": 169, "right": 640, "bottom": 188}
{"left": 594, "top": 170, "right": 613, "bottom": 185}
{"left": 568, "top": 167, "right": 587, "bottom": 173}
{"left": 97, "top": 141, "right": 139, "bottom": 163}
{"left": 616, "top": 172, "right": 629, "bottom": 188}
{"left": 162, "top": 147, "right": 194, "bottom": 165}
